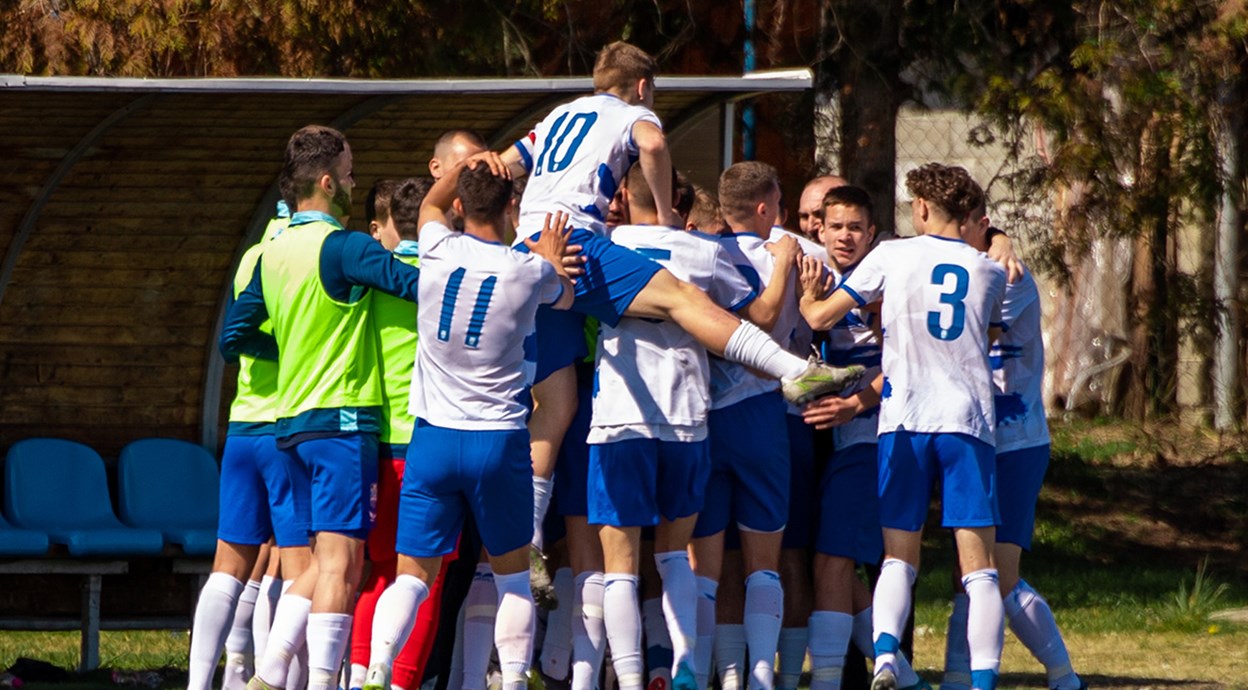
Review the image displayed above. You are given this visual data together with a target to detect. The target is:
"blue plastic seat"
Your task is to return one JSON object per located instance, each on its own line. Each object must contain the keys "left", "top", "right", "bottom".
{"left": 117, "top": 438, "right": 219, "bottom": 556}
{"left": 0, "top": 511, "right": 49, "bottom": 556}
{"left": 4, "top": 438, "right": 165, "bottom": 556}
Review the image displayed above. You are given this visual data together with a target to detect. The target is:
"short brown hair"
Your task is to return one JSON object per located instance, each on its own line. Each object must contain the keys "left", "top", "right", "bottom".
{"left": 366, "top": 179, "right": 400, "bottom": 224}
{"left": 687, "top": 188, "right": 725, "bottom": 234}
{"left": 822, "top": 185, "right": 875, "bottom": 225}
{"left": 593, "top": 41, "right": 657, "bottom": 94}
{"left": 281, "top": 125, "right": 348, "bottom": 203}
{"left": 390, "top": 177, "right": 434, "bottom": 240}
{"left": 905, "top": 163, "right": 984, "bottom": 223}
{"left": 457, "top": 164, "right": 513, "bottom": 221}
{"left": 624, "top": 162, "right": 679, "bottom": 216}
{"left": 718, "top": 161, "right": 779, "bottom": 222}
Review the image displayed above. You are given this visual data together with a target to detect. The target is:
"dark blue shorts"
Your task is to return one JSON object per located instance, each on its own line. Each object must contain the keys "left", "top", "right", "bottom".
{"left": 877, "top": 431, "right": 998, "bottom": 531}
{"left": 694, "top": 392, "right": 791, "bottom": 538}
{"left": 815, "top": 442, "right": 883, "bottom": 564}
{"left": 283, "top": 433, "right": 379, "bottom": 540}
{"left": 588, "top": 438, "right": 711, "bottom": 527}
{"left": 783, "top": 413, "right": 817, "bottom": 549}
{"left": 218, "top": 433, "right": 309, "bottom": 548}
{"left": 995, "top": 444, "right": 1049, "bottom": 549}
{"left": 554, "top": 365, "right": 595, "bottom": 517}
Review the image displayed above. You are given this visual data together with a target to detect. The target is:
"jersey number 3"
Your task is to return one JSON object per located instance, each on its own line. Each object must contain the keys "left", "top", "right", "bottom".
{"left": 534, "top": 112, "right": 599, "bottom": 176}
{"left": 438, "top": 268, "right": 496, "bottom": 349}
{"left": 927, "top": 263, "right": 969, "bottom": 341}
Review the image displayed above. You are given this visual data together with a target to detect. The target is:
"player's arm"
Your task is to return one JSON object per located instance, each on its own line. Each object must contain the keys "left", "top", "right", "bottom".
{"left": 419, "top": 152, "right": 510, "bottom": 231}
{"left": 986, "top": 227, "right": 1024, "bottom": 283}
{"left": 500, "top": 145, "right": 530, "bottom": 181}
{"left": 632, "top": 121, "right": 680, "bottom": 228}
{"left": 739, "top": 233, "right": 801, "bottom": 332}
{"left": 802, "top": 372, "right": 883, "bottom": 430}
{"left": 797, "top": 254, "right": 857, "bottom": 330}
{"left": 219, "top": 261, "right": 277, "bottom": 361}
{"left": 524, "top": 211, "right": 576, "bottom": 310}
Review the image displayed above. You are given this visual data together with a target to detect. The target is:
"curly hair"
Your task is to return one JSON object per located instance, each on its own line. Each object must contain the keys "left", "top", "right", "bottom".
{"left": 904, "top": 163, "right": 983, "bottom": 223}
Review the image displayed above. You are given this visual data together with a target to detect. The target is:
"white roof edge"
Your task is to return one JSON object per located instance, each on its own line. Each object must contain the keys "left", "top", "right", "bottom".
{"left": 0, "top": 69, "right": 811, "bottom": 95}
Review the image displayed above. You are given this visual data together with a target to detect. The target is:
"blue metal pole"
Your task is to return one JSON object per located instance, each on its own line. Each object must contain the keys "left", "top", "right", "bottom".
{"left": 743, "top": 0, "right": 756, "bottom": 161}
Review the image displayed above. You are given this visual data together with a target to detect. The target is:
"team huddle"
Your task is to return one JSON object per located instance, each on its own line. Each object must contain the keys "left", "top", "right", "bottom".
{"left": 188, "top": 41, "right": 1086, "bottom": 690}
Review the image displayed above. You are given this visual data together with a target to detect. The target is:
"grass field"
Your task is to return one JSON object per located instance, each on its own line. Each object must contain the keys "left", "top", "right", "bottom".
{"left": 2, "top": 418, "right": 1245, "bottom": 689}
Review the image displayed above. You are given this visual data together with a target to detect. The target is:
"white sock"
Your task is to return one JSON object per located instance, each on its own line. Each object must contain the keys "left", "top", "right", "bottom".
{"left": 713, "top": 624, "right": 747, "bottom": 690}
{"left": 286, "top": 641, "right": 308, "bottom": 690}
{"left": 655, "top": 550, "right": 698, "bottom": 674}
{"left": 642, "top": 596, "right": 673, "bottom": 681}
{"left": 348, "top": 663, "right": 367, "bottom": 690}
{"left": 852, "top": 607, "right": 918, "bottom": 686}
{"left": 542, "top": 567, "right": 576, "bottom": 680}
{"left": 603, "top": 573, "right": 645, "bottom": 690}
{"left": 723, "top": 321, "right": 807, "bottom": 381}
{"left": 462, "top": 564, "right": 498, "bottom": 690}
{"left": 571, "top": 572, "right": 607, "bottom": 690}
{"left": 223, "top": 579, "right": 262, "bottom": 690}
{"left": 571, "top": 571, "right": 604, "bottom": 688}
{"left": 871, "top": 558, "right": 916, "bottom": 674}
{"left": 943, "top": 593, "right": 972, "bottom": 690}
{"left": 694, "top": 577, "right": 718, "bottom": 690}
{"left": 306, "top": 613, "right": 352, "bottom": 690}
{"left": 744, "top": 570, "right": 784, "bottom": 690}
{"left": 533, "top": 476, "right": 553, "bottom": 551}
{"left": 808, "top": 611, "right": 852, "bottom": 690}
{"left": 369, "top": 574, "right": 430, "bottom": 668}
{"left": 962, "top": 569, "right": 1004, "bottom": 688}
{"left": 257, "top": 592, "right": 312, "bottom": 686}
{"left": 494, "top": 570, "right": 537, "bottom": 690}
{"left": 449, "top": 597, "right": 467, "bottom": 690}
{"left": 188, "top": 573, "right": 245, "bottom": 690}
{"left": 253, "top": 575, "right": 283, "bottom": 661}
{"left": 777, "top": 627, "right": 807, "bottom": 690}
{"left": 1005, "top": 580, "right": 1080, "bottom": 690}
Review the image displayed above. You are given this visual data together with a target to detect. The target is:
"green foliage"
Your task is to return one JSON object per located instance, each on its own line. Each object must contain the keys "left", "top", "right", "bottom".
{"left": 1160, "top": 558, "right": 1233, "bottom": 631}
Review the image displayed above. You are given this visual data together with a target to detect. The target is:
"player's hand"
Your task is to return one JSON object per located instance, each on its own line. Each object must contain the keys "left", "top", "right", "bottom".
{"left": 986, "top": 227, "right": 1024, "bottom": 283}
{"left": 465, "top": 151, "right": 511, "bottom": 179}
{"left": 525, "top": 211, "right": 583, "bottom": 277}
{"left": 766, "top": 233, "right": 802, "bottom": 268}
{"left": 802, "top": 394, "right": 862, "bottom": 430}
{"left": 798, "top": 255, "right": 832, "bottom": 301}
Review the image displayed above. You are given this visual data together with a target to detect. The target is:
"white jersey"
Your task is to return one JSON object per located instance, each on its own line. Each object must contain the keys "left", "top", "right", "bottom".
{"left": 825, "top": 262, "right": 883, "bottom": 450}
{"left": 409, "top": 222, "right": 564, "bottom": 430}
{"left": 589, "top": 225, "right": 756, "bottom": 444}
{"left": 841, "top": 234, "right": 1007, "bottom": 444}
{"left": 991, "top": 268, "right": 1050, "bottom": 453}
{"left": 709, "top": 232, "right": 801, "bottom": 410}
{"left": 513, "top": 93, "right": 663, "bottom": 239}
{"left": 769, "top": 225, "right": 828, "bottom": 263}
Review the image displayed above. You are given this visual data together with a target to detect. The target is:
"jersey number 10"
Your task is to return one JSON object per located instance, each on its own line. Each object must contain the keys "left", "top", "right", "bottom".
{"left": 534, "top": 112, "right": 599, "bottom": 176}
{"left": 438, "top": 268, "right": 496, "bottom": 349}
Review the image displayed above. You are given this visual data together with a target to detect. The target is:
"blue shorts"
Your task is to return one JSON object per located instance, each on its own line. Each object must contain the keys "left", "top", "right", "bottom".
{"left": 995, "top": 444, "right": 1049, "bottom": 549}
{"left": 218, "top": 433, "right": 309, "bottom": 548}
{"left": 783, "top": 413, "right": 817, "bottom": 549}
{"left": 877, "top": 431, "right": 998, "bottom": 531}
{"left": 554, "top": 365, "right": 595, "bottom": 517}
{"left": 534, "top": 306, "right": 589, "bottom": 384}
{"left": 397, "top": 421, "right": 533, "bottom": 558}
{"left": 815, "top": 443, "right": 883, "bottom": 564}
{"left": 588, "top": 438, "right": 711, "bottom": 527}
{"left": 283, "top": 433, "right": 379, "bottom": 540}
{"left": 694, "top": 392, "right": 791, "bottom": 538}
{"left": 521, "top": 228, "right": 662, "bottom": 328}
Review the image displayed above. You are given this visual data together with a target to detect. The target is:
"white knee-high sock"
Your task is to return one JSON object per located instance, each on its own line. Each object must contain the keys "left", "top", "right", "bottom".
{"left": 713, "top": 624, "right": 747, "bottom": 690}
{"left": 655, "top": 551, "right": 698, "bottom": 673}
{"left": 306, "top": 613, "right": 352, "bottom": 690}
{"left": 776, "top": 627, "right": 807, "bottom": 690}
{"left": 253, "top": 575, "right": 283, "bottom": 662}
{"left": 571, "top": 572, "right": 607, "bottom": 690}
{"left": 348, "top": 663, "right": 367, "bottom": 690}
{"left": 744, "top": 570, "right": 784, "bottom": 690}
{"left": 723, "top": 321, "right": 808, "bottom": 380}
{"left": 871, "top": 559, "right": 916, "bottom": 674}
{"left": 808, "top": 611, "right": 852, "bottom": 690}
{"left": 257, "top": 592, "right": 312, "bottom": 686}
{"left": 532, "top": 477, "right": 553, "bottom": 551}
{"left": 223, "top": 579, "right": 262, "bottom": 690}
{"left": 642, "top": 597, "right": 673, "bottom": 682}
{"left": 943, "top": 593, "right": 972, "bottom": 690}
{"left": 462, "top": 564, "right": 499, "bottom": 690}
{"left": 368, "top": 574, "right": 430, "bottom": 668}
{"left": 853, "top": 606, "right": 919, "bottom": 687}
{"left": 694, "top": 577, "right": 718, "bottom": 690}
{"left": 449, "top": 598, "right": 467, "bottom": 690}
{"left": 603, "top": 574, "right": 645, "bottom": 690}
{"left": 494, "top": 570, "right": 537, "bottom": 690}
{"left": 188, "top": 573, "right": 245, "bottom": 690}
{"left": 286, "top": 642, "right": 308, "bottom": 690}
{"left": 962, "top": 569, "right": 1004, "bottom": 690}
{"left": 1004, "top": 580, "right": 1080, "bottom": 690}
{"left": 542, "top": 567, "right": 576, "bottom": 680}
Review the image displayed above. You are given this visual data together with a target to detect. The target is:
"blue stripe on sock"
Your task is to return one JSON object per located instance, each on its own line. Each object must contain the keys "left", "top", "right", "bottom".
{"left": 874, "top": 631, "right": 900, "bottom": 657}
{"left": 971, "top": 669, "right": 998, "bottom": 690}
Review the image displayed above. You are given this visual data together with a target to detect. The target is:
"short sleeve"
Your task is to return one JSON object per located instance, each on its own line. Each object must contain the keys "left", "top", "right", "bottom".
{"left": 840, "top": 246, "right": 889, "bottom": 306}
{"left": 625, "top": 106, "right": 664, "bottom": 155}
{"left": 514, "top": 132, "right": 536, "bottom": 173}
{"left": 709, "top": 244, "right": 757, "bottom": 312}
{"left": 418, "top": 221, "right": 453, "bottom": 253}
{"left": 535, "top": 260, "right": 565, "bottom": 306}
{"left": 1000, "top": 270, "right": 1038, "bottom": 327}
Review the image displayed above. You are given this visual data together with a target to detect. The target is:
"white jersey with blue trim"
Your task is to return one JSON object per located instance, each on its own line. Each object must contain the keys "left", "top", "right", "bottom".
{"left": 840, "top": 234, "right": 1007, "bottom": 444}
{"left": 409, "top": 221, "right": 564, "bottom": 431}
{"left": 826, "top": 262, "right": 883, "bottom": 449}
{"left": 513, "top": 93, "right": 663, "bottom": 240}
{"left": 709, "top": 232, "right": 802, "bottom": 410}
{"left": 991, "top": 267, "right": 1050, "bottom": 453}
{"left": 589, "top": 225, "right": 756, "bottom": 443}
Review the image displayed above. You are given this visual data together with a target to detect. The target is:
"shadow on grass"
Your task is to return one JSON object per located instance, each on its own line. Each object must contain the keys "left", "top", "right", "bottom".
{"left": 999, "top": 671, "right": 1225, "bottom": 689}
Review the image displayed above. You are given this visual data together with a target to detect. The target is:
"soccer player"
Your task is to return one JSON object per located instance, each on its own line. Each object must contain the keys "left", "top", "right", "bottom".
{"left": 798, "top": 163, "right": 1008, "bottom": 690}
{"left": 361, "top": 153, "right": 575, "bottom": 690}
{"left": 589, "top": 161, "right": 758, "bottom": 690}
{"left": 429, "top": 129, "right": 488, "bottom": 180}
{"left": 796, "top": 175, "right": 848, "bottom": 242}
{"left": 189, "top": 204, "right": 304, "bottom": 690}
{"left": 689, "top": 161, "right": 802, "bottom": 690}
{"left": 940, "top": 203, "right": 1085, "bottom": 690}
{"left": 222, "top": 125, "right": 423, "bottom": 690}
